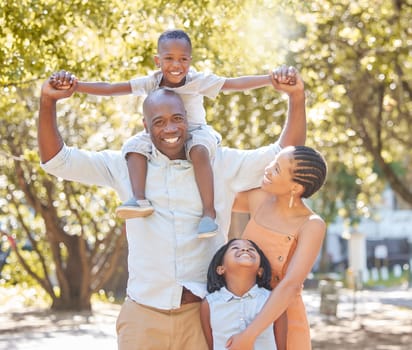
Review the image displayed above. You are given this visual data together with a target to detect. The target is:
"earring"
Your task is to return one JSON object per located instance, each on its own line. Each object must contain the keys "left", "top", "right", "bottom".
{"left": 288, "top": 190, "right": 295, "bottom": 208}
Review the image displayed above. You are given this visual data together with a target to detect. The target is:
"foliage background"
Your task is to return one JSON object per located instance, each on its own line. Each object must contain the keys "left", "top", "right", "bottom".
{"left": 1, "top": 0, "right": 411, "bottom": 309}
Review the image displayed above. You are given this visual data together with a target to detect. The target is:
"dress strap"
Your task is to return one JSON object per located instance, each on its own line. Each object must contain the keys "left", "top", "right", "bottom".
{"left": 295, "top": 213, "right": 318, "bottom": 235}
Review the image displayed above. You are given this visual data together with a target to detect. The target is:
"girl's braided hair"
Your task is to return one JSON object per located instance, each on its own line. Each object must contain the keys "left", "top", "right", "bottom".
{"left": 290, "top": 145, "right": 327, "bottom": 198}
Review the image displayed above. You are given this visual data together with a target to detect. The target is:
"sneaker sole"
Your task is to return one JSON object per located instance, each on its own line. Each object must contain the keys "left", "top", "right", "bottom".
{"left": 197, "top": 231, "right": 217, "bottom": 239}
{"left": 115, "top": 207, "right": 154, "bottom": 219}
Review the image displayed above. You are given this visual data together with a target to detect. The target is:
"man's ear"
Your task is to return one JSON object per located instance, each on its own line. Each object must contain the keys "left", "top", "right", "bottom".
{"left": 153, "top": 55, "right": 160, "bottom": 68}
{"left": 216, "top": 265, "right": 225, "bottom": 275}
{"left": 143, "top": 117, "right": 149, "bottom": 133}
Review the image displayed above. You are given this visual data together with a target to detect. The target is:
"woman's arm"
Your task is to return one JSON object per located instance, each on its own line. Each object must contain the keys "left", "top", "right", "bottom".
{"left": 274, "top": 312, "right": 287, "bottom": 350}
{"left": 227, "top": 216, "right": 326, "bottom": 350}
{"left": 200, "top": 299, "right": 214, "bottom": 350}
{"left": 232, "top": 189, "right": 267, "bottom": 213}
{"left": 232, "top": 191, "right": 251, "bottom": 213}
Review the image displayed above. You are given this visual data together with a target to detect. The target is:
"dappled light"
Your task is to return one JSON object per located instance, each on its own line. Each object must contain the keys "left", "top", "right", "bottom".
{"left": 0, "top": 1, "right": 410, "bottom": 338}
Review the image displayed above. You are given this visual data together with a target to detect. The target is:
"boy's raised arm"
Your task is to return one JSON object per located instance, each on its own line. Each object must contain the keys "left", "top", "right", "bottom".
{"left": 50, "top": 71, "right": 132, "bottom": 96}
{"left": 221, "top": 75, "right": 272, "bottom": 91}
{"left": 75, "top": 81, "right": 132, "bottom": 96}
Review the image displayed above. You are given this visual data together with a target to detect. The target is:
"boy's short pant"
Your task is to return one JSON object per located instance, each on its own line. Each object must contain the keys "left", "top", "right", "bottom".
{"left": 116, "top": 298, "right": 209, "bottom": 350}
{"left": 121, "top": 124, "right": 222, "bottom": 161}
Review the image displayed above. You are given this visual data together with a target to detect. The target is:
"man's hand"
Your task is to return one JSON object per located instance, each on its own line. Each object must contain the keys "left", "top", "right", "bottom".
{"left": 50, "top": 70, "right": 77, "bottom": 90}
{"left": 270, "top": 65, "right": 304, "bottom": 96}
{"left": 42, "top": 71, "right": 78, "bottom": 101}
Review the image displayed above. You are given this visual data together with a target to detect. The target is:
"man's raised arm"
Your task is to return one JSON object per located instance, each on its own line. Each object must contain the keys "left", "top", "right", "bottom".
{"left": 270, "top": 65, "right": 306, "bottom": 147}
{"left": 38, "top": 71, "right": 77, "bottom": 163}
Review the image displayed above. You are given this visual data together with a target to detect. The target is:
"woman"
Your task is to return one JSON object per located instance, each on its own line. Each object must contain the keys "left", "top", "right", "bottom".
{"left": 227, "top": 145, "right": 328, "bottom": 350}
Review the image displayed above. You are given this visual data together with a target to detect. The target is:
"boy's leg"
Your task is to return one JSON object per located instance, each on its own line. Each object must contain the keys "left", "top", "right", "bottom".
{"left": 189, "top": 145, "right": 218, "bottom": 237}
{"left": 115, "top": 152, "right": 154, "bottom": 219}
{"left": 127, "top": 152, "right": 148, "bottom": 201}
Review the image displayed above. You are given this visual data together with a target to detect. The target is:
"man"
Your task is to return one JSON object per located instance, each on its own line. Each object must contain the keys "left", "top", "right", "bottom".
{"left": 38, "top": 66, "right": 306, "bottom": 350}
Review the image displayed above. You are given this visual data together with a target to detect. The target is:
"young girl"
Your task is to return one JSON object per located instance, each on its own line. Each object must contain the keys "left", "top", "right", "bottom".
{"left": 200, "top": 238, "right": 278, "bottom": 350}
{"left": 226, "top": 146, "right": 328, "bottom": 350}
{"left": 50, "top": 29, "right": 296, "bottom": 238}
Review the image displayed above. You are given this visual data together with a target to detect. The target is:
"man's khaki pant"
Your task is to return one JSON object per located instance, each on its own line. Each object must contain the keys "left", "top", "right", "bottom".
{"left": 116, "top": 298, "right": 208, "bottom": 350}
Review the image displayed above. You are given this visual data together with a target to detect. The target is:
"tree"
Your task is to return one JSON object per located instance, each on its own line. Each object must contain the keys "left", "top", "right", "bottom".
{"left": 291, "top": 0, "right": 412, "bottom": 210}
{"left": 0, "top": 0, "right": 137, "bottom": 310}
{"left": 0, "top": 0, "right": 295, "bottom": 310}
{"left": 2, "top": 0, "right": 410, "bottom": 311}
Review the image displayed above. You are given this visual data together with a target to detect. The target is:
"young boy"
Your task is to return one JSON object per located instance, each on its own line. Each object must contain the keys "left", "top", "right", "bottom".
{"left": 51, "top": 29, "right": 294, "bottom": 238}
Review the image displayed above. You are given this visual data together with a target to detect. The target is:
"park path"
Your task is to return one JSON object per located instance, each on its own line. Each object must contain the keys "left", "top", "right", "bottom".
{"left": 0, "top": 286, "right": 411, "bottom": 349}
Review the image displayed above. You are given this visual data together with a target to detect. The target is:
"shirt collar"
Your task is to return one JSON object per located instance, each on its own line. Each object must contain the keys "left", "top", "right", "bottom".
{"left": 220, "top": 285, "right": 261, "bottom": 302}
{"left": 152, "top": 67, "right": 197, "bottom": 88}
{"left": 150, "top": 145, "right": 191, "bottom": 167}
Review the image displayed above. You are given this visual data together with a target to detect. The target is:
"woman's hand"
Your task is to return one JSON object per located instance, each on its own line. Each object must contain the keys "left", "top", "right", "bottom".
{"left": 225, "top": 331, "right": 255, "bottom": 350}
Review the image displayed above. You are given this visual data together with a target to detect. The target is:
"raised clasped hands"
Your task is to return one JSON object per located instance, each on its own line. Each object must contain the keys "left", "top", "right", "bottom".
{"left": 42, "top": 70, "right": 78, "bottom": 101}
{"left": 270, "top": 64, "right": 304, "bottom": 96}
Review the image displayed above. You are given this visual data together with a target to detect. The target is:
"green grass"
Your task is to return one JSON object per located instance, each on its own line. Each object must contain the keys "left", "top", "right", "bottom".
{"left": 363, "top": 270, "right": 410, "bottom": 289}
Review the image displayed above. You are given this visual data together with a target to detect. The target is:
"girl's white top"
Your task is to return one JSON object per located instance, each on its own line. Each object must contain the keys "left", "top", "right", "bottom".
{"left": 206, "top": 285, "right": 277, "bottom": 350}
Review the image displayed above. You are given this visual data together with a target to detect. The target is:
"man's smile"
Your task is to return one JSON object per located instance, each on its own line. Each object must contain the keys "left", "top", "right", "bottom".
{"left": 163, "top": 137, "right": 179, "bottom": 143}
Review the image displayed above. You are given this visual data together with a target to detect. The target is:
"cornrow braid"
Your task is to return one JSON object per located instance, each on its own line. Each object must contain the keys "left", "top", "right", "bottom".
{"left": 158, "top": 29, "right": 192, "bottom": 49}
{"left": 291, "top": 146, "right": 327, "bottom": 198}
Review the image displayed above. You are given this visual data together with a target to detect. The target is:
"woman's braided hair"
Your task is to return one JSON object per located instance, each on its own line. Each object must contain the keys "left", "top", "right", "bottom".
{"left": 290, "top": 146, "right": 327, "bottom": 198}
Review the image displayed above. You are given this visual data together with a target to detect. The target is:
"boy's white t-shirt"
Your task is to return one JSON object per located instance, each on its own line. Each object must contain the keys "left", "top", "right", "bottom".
{"left": 129, "top": 68, "right": 226, "bottom": 125}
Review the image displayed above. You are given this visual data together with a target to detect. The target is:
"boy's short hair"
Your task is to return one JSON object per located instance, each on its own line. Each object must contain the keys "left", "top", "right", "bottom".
{"left": 158, "top": 29, "right": 192, "bottom": 49}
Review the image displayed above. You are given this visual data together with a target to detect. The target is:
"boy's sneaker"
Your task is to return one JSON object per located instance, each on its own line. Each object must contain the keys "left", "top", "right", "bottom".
{"left": 197, "top": 216, "right": 218, "bottom": 239}
{"left": 115, "top": 198, "right": 154, "bottom": 219}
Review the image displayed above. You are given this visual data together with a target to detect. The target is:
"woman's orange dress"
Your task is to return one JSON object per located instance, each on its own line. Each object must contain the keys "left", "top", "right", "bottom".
{"left": 242, "top": 216, "right": 311, "bottom": 350}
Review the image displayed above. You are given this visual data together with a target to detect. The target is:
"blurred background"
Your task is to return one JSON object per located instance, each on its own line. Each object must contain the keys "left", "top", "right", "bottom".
{"left": 0, "top": 0, "right": 411, "bottom": 348}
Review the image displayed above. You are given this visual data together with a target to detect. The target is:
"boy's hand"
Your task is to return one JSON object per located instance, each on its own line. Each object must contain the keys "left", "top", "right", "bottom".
{"left": 50, "top": 70, "right": 76, "bottom": 90}
{"left": 270, "top": 65, "right": 304, "bottom": 96}
{"left": 41, "top": 71, "right": 77, "bottom": 101}
{"left": 271, "top": 65, "right": 297, "bottom": 85}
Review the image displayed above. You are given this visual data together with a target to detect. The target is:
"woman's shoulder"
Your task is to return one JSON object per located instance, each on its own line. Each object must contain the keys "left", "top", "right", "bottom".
{"left": 299, "top": 212, "right": 326, "bottom": 236}
{"left": 307, "top": 212, "right": 326, "bottom": 225}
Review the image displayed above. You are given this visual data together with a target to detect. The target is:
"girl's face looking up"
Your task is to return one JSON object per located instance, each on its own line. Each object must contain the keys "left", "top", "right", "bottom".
{"left": 218, "top": 239, "right": 262, "bottom": 274}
